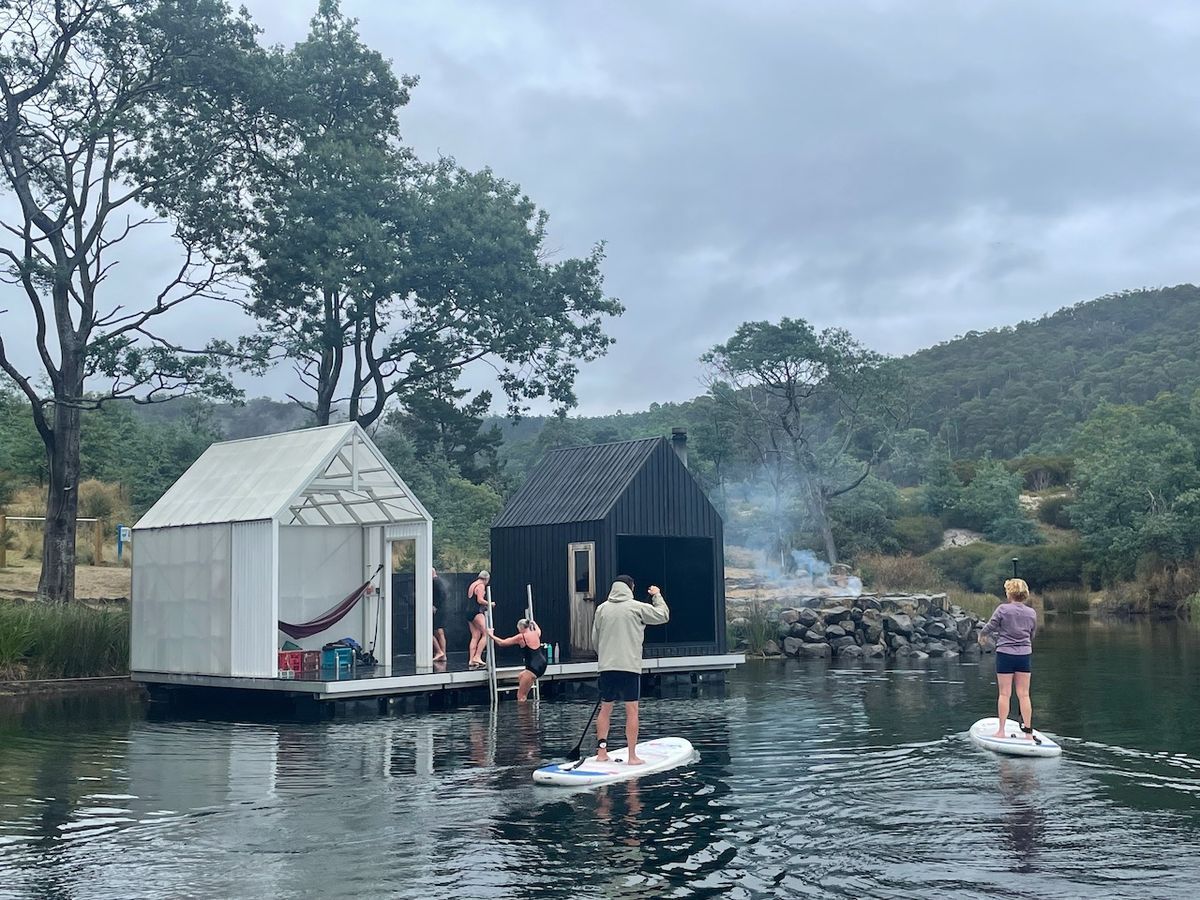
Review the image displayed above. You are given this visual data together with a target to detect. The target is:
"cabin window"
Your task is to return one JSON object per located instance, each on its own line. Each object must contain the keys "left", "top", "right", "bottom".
{"left": 568, "top": 542, "right": 595, "bottom": 599}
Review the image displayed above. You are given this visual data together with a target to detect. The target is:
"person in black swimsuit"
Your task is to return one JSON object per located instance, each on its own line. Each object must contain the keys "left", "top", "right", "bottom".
{"left": 487, "top": 618, "right": 546, "bottom": 701}
{"left": 431, "top": 568, "right": 448, "bottom": 662}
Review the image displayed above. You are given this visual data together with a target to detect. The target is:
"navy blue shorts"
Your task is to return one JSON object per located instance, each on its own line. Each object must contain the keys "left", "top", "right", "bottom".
{"left": 598, "top": 670, "right": 641, "bottom": 703}
{"left": 995, "top": 652, "right": 1032, "bottom": 674}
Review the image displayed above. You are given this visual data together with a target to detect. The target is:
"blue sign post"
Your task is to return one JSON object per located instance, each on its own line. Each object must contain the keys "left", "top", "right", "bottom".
{"left": 117, "top": 524, "right": 132, "bottom": 561}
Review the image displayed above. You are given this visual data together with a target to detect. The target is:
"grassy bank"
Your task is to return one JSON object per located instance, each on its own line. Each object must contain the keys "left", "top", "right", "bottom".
{"left": 0, "top": 599, "right": 129, "bottom": 679}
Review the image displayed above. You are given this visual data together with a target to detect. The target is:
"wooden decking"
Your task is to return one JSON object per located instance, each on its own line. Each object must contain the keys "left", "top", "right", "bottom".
{"left": 131, "top": 653, "right": 745, "bottom": 701}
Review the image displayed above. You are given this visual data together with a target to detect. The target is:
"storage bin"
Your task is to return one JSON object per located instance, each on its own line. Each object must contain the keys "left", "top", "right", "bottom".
{"left": 278, "top": 650, "right": 304, "bottom": 674}
{"left": 300, "top": 650, "right": 321, "bottom": 671}
{"left": 321, "top": 647, "right": 353, "bottom": 671}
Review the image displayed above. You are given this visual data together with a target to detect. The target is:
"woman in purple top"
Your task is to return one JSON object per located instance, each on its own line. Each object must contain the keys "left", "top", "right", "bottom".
{"left": 980, "top": 578, "right": 1040, "bottom": 742}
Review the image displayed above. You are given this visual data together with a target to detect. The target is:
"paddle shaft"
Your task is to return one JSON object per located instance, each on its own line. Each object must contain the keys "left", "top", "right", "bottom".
{"left": 566, "top": 697, "right": 603, "bottom": 761}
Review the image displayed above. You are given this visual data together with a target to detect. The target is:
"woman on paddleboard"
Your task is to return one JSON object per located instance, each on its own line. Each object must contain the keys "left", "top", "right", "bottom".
{"left": 980, "top": 578, "right": 1039, "bottom": 741}
{"left": 487, "top": 618, "right": 546, "bottom": 701}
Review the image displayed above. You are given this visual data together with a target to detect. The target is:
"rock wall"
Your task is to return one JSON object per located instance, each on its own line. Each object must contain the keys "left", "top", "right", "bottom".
{"left": 752, "top": 594, "right": 990, "bottom": 661}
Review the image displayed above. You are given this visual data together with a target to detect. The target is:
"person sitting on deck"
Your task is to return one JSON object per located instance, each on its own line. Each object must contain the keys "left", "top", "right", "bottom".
{"left": 466, "top": 571, "right": 491, "bottom": 669}
{"left": 487, "top": 618, "right": 547, "bottom": 701}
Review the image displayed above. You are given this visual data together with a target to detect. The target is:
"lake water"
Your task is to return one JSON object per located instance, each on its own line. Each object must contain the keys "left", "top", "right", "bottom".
{"left": 2, "top": 618, "right": 1199, "bottom": 899}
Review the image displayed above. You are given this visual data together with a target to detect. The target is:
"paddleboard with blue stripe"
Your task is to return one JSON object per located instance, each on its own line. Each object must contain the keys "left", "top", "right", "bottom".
{"left": 533, "top": 737, "right": 696, "bottom": 786}
{"left": 970, "top": 717, "right": 1062, "bottom": 758}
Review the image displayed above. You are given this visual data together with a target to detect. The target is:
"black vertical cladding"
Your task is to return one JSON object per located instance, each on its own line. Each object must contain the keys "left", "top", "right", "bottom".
{"left": 490, "top": 437, "right": 726, "bottom": 662}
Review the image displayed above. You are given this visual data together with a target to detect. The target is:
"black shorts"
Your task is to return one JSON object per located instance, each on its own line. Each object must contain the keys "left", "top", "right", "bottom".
{"left": 996, "top": 652, "right": 1032, "bottom": 674}
{"left": 598, "top": 670, "right": 641, "bottom": 703}
{"left": 432, "top": 607, "right": 444, "bottom": 631}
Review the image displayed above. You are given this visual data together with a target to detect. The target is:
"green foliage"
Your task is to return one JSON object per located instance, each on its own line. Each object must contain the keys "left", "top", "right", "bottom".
{"left": 927, "top": 543, "right": 997, "bottom": 588}
{"left": 0, "top": 601, "right": 129, "bottom": 678}
{"left": 1071, "top": 403, "right": 1200, "bottom": 583}
{"left": 703, "top": 317, "right": 907, "bottom": 564}
{"left": 947, "top": 458, "right": 1040, "bottom": 544}
{"left": 899, "top": 285, "right": 1200, "bottom": 458}
{"left": 855, "top": 553, "right": 944, "bottom": 593}
{"left": 892, "top": 515, "right": 944, "bottom": 555}
{"left": 919, "top": 455, "right": 962, "bottom": 517}
{"left": 1006, "top": 455, "right": 1074, "bottom": 491}
{"left": 1037, "top": 494, "right": 1073, "bottom": 528}
{"left": 972, "top": 543, "right": 1086, "bottom": 595}
{"left": 728, "top": 601, "right": 774, "bottom": 656}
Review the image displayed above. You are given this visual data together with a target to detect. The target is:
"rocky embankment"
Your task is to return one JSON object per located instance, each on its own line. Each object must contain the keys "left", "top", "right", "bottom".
{"left": 753, "top": 594, "right": 989, "bottom": 660}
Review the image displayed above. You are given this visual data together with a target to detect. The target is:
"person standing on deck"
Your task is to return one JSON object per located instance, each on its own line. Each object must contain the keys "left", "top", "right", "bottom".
{"left": 466, "top": 571, "right": 491, "bottom": 669}
{"left": 432, "top": 568, "right": 448, "bottom": 663}
{"left": 592, "top": 576, "right": 669, "bottom": 765}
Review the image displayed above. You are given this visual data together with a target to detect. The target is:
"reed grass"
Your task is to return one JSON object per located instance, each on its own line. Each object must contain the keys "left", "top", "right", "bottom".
{"left": 728, "top": 599, "right": 775, "bottom": 656}
{"left": 0, "top": 599, "right": 128, "bottom": 679}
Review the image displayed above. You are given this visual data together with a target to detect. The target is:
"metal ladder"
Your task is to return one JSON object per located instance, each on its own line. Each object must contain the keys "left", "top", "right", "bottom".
{"left": 485, "top": 584, "right": 542, "bottom": 706}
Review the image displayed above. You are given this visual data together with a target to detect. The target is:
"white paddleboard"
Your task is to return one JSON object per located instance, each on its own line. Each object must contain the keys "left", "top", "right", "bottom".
{"left": 970, "top": 717, "right": 1062, "bottom": 758}
{"left": 533, "top": 737, "right": 696, "bottom": 786}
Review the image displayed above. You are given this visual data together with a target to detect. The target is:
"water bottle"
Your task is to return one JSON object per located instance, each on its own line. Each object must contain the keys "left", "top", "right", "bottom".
{"left": 545, "top": 642, "right": 554, "bottom": 664}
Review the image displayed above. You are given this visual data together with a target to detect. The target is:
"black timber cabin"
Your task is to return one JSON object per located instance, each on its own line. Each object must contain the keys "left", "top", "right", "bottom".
{"left": 490, "top": 430, "right": 726, "bottom": 662}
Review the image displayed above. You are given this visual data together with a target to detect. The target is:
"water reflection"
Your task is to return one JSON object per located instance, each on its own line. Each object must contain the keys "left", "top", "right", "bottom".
{"left": 2, "top": 621, "right": 1200, "bottom": 898}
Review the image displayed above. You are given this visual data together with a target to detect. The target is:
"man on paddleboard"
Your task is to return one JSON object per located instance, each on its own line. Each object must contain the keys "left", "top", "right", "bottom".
{"left": 592, "top": 576, "right": 669, "bottom": 765}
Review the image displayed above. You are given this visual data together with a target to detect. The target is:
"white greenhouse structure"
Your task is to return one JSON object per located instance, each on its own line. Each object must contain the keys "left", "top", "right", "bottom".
{"left": 130, "top": 423, "right": 434, "bottom": 683}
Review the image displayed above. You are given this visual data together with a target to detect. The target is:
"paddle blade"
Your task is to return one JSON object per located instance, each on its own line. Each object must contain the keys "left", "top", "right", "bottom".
{"left": 564, "top": 744, "right": 582, "bottom": 761}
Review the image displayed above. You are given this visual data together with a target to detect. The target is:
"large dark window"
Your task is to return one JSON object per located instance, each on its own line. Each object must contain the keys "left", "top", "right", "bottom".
{"left": 616, "top": 535, "right": 716, "bottom": 646}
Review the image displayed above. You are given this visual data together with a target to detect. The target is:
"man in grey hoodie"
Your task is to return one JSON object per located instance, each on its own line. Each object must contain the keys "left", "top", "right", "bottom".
{"left": 592, "top": 575, "right": 670, "bottom": 765}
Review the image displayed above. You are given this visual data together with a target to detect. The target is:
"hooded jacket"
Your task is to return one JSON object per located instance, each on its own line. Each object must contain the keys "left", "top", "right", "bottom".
{"left": 592, "top": 581, "right": 670, "bottom": 673}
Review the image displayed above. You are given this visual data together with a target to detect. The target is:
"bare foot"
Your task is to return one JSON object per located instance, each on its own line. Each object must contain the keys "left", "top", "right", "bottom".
{"left": 992, "top": 731, "right": 1007, "bottom": 739}
{"left": 626, "top": 756, "right": 645, "bottom": 765}
{"left": 432, "top": 654, "right": 446, "bottom": 662}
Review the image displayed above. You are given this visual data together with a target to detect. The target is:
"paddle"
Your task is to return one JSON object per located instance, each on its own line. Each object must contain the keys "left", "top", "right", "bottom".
{"left": 563, "top": 697, "right": 603, "bottom": 764}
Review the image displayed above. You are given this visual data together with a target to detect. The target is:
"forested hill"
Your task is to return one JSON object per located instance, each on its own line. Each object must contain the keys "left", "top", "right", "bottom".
{"left": 896, "top": 284, "right": 1200, "bottom": 458}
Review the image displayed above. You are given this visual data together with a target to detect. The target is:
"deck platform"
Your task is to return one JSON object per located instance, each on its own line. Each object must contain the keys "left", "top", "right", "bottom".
{"left": 132, "top": 653, "right": 745, "bottom": 702}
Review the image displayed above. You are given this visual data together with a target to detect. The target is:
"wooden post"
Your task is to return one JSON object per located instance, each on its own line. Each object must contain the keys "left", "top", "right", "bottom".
{"left": 93, "top": 519, "right": 104, "bottom": 566}
{"left": 0, "top": 511, "right": 6, "bottom": 569}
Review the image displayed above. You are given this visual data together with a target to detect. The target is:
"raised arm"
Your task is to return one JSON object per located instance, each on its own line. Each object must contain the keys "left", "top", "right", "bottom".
{"left": 638, "top": 586, "right": 670, "bottom": 625}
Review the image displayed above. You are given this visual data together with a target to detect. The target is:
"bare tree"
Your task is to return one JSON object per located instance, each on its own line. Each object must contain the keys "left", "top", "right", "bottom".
{"left": 0, "top": 0, "right": 267, "bottom": 600}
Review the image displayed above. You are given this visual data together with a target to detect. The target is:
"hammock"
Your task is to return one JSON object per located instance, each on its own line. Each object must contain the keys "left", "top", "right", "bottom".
{"left": 278, "top": 566, "right": 382, "bottom": 640}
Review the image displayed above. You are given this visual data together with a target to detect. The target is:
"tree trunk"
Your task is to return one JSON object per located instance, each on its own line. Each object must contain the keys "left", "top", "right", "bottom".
{"left": 806, "top": 482, "right": 838, "bottom": 567}
{"left": 37, "top": 399, "right": 82, "bottom": 603}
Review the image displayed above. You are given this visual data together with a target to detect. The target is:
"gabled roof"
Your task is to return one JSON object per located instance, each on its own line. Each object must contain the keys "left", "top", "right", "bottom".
{"left": 135, "top": 422, "right": 431, "bottom": 529}
{"left": 492, "top": 437, "right": 662, "bottom": 528}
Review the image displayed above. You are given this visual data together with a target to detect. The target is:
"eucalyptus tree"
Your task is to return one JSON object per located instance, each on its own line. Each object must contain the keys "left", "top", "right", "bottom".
{"left": 247, "top": 1, "right": 622, "bottom": 429}
{"left": 703, "top": 318, "right": 906, "bottom": 566}
{"left": 0, "top": 0, "right": 269, "bottom": 601}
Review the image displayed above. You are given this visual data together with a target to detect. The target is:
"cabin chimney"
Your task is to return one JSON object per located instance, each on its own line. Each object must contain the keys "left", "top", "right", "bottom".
{"left": 671, "top": 427, "right": 688, "bottom": 468}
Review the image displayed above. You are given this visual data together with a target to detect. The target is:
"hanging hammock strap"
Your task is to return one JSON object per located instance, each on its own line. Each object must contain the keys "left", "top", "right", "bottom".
{"left": 278, "top": 564, "right": 384, "bottom": 640}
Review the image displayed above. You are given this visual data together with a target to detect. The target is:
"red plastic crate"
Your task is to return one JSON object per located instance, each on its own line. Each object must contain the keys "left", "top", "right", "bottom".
{"left": 278, "top": 650, "right": 304, "bottom": 673}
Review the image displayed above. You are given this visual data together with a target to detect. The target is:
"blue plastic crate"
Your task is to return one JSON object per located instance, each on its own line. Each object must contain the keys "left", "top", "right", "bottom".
{"left": 321, "top": 647, "right": 353, "bottom": 671}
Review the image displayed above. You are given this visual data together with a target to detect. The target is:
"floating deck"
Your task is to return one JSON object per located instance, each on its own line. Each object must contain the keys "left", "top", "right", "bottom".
{"left": 132, "top": 653, "right": 745, "bottom": 702}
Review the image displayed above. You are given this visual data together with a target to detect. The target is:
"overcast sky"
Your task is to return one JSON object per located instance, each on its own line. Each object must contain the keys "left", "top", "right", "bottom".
{"left": 6, "top": 1, "right": 1200, "bottom": 416}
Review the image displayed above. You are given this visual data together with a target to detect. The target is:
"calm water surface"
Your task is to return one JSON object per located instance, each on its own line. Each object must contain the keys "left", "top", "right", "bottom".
{"left": 2, "top": 618, "right": 1199, "bottom": 899}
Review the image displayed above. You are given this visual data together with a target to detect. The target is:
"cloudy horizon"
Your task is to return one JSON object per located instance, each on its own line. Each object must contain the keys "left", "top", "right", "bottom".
{"left": 5, "top": 1, "right": 1200, "bottom": 416}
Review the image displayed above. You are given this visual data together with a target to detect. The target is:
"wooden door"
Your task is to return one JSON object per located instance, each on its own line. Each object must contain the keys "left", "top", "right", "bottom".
{"left": 568, "top": 541, "right": 597, "bottom": 658}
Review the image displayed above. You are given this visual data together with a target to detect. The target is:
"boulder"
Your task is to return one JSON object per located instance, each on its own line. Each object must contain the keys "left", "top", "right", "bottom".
{"left": 804, "top": 629, "right": 826, "bottom": 643}
{"left": 962, "top": 643, "right": 982, "bottom": 659}
{"left": 838, "top": 644, "right": 864, "bottom": 658}
{"left": 893, "top": 645, "right": 912, "bottom": 658}
{"left": 858, "top": 596, "right": 882, "bottom": 611}
{"left": 763, "top": 639, "right": 782, "bottom": 657}
{"left": 797, "top": 608, "right": 820, "bottom": 628}
{"left": 779, "top": 609, "right": 802, "bottom": 626}
{"left": 820, "top": 605, "right": 853, "bottom": 623}
{"left": 825, "top": 624, "right": 847, "bottom": 639}
{"left": 864, "top": 623, "right": 883, "bottom": 644}
{"left": 913, "top": 615, "right": 928, "bottom": 630}
{"left": 925, "top": 621, "right": 947, "bottom": 638}
{"left": 865, "top": 642, "right": 888, "bottom": 658}
{"left": 908, "top": 650, "right": 930, "bottom": 660}
{"left": 830, "top": 635, "right": 857, "bottom": 651}
{"left": 956, "top": 618, "right": 973, "bottom": 640}
{"left": 926, "top": 643, "right": 947, "bottom": 657}
{"left": 850, "top": 608, "right": 864, "bottom": 622}
{"left": 789, "top": 622, "right": 809, "bottom": 638}
{"left": 942, "top": 650, "right": 960, "bottom": 660}
{"left": 799, "top": 642, "right": 831, "bottom": 658}
{"left": 889, "top": 633, "right": 910, "bottom": 650}
{"left": 882, "top": 613, "right": 914, "bottom": 636}
{"left": 783, "top": 636, "right": 805, "bottom": 656}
